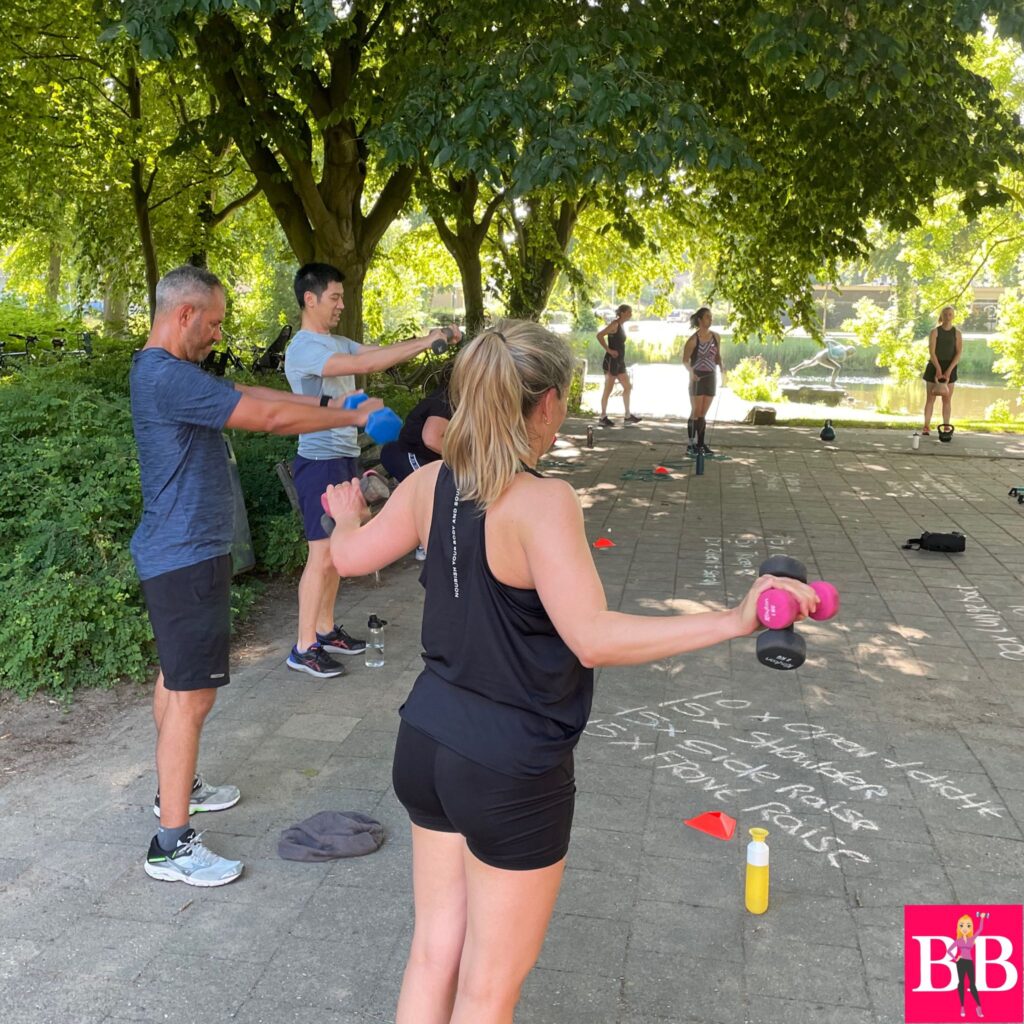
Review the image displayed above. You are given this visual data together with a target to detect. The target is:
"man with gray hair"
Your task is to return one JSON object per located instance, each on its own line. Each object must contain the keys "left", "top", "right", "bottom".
{"left": 130, "top": 264, "right": 382, "bottom": 886}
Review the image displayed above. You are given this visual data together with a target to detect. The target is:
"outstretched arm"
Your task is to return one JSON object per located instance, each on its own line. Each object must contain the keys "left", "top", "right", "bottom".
{"left": 523, "top": 481, "right": 818, "bottom": 668}
{"left": 224, "top": 392, "right": 381, "bottom": 435}
{"left": 320, "top": 327, "right": 459, "bottom": 377}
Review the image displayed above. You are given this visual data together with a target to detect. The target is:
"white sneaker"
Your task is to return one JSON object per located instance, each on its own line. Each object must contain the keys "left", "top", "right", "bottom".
{"left": 145, "top": 829, "right": 243, "bottom": 887}
{"left": 153, "top": 772, "right": 240, "bottom": 817}
{"left": 414, "top": 546, "right": 427, "bottom": 561}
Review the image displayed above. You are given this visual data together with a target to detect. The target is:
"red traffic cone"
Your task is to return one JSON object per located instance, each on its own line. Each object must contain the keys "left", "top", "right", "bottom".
{"left": 684, "top": 810, "right": 736, "bottom": 841}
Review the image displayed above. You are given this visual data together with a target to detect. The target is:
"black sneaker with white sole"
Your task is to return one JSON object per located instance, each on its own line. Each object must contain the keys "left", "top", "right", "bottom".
{"left": 286, "top": 643, "right": 347, "bottom": 677}
{"left": 316, "top": 624, "right": 366, "bottom": 656}
{"left": 598, "top": 416, "right": 614, "bottom": 428}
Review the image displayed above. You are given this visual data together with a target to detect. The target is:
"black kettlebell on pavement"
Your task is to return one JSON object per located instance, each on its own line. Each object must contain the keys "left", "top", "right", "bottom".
{"left": 820, "top": 419, "right": 836, "bottom": 442}
{"left": 756, "top": 555, "right": 808, "bottom": 671}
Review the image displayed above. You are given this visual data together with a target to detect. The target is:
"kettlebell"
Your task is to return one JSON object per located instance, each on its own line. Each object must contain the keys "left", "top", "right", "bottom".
{"left": 820, "top": 419, "right": 836, "bottom": 442}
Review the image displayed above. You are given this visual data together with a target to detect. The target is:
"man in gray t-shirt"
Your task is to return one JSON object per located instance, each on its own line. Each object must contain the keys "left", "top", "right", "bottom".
{"left": 283, "top": 263, "right": 459, "bottom": 678}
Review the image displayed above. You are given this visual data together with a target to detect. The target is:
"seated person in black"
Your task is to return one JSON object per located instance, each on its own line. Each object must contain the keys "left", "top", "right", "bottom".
{"left": 379, "top": 364, "right": 454, "bottom": 482}
{"left": 322, "top": 320, "right": 819, "bottom": 1024}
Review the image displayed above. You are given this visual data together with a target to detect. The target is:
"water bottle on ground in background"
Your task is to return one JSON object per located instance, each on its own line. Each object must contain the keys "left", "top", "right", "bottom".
{"left": 365, "top": 615, "right": 386, "bottom": 667}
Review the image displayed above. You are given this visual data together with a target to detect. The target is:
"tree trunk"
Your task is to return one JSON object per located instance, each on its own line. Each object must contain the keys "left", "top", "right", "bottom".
{"left": 505, "top": 197, "right": 582, "bottom": 321}
{"left": 460, "top": 254, "right": 485, "bottom": 336}
{"left": 125, "top": 62, "right": 160, "bottom": 322}
{"left": 46, "top": 240, "right": 61, "bottom": 306}
{"left": 425, "top": 172, "right": 500, "bottom": 336}
{"left": 194, "top": 15, "right": 415, "bottom": 343}
{"left": 103, "top": 281, "right": 129, "bottom": 335}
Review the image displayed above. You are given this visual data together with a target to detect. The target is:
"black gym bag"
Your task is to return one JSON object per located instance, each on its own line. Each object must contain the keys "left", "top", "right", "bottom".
{"left": 903, "top": 531, "right": 965, "bottom": 553}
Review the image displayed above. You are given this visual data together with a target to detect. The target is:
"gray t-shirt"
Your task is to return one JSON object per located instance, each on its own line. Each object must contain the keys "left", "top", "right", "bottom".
{"left": 285, "top": 329, "right": 361, "bottom": 459}
{"left": 129, "top": 348, "right": 242, "bottom": 581}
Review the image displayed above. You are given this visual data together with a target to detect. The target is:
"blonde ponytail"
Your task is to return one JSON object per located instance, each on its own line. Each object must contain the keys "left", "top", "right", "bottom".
{"left": 445, "top": 319, "right": 575, "bottom": 509}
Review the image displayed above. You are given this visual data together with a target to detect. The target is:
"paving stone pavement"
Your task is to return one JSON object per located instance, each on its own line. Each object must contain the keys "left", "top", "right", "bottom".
{"left": 2, "top": 418, "right": 1024, "bottom": 1024}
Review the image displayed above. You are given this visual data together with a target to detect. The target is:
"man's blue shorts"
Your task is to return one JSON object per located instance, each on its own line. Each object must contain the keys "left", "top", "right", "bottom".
{"left": 292, "top": 454, "right": 360, "bottom": 541}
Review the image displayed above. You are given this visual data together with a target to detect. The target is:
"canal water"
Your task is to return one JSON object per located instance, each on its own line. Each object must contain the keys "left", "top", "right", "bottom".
{"left": 583, "top": 363, "right": 1019, "bottom": 422}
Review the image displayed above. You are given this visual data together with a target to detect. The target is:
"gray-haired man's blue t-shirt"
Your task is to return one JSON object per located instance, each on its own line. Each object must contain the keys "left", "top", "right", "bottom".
{"left": 284, "top": 329, "right": 361, "bottom": 459}
{"left": 129, "top": 348, "right": 242, "bottom": 581}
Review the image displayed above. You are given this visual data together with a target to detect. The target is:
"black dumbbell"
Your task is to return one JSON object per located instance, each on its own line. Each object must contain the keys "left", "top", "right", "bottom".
{"left": 430, "top": 326, "right": 459, "bottom": 356}
{"left": 756, "top": 555, "right": 807, "bottom": 671}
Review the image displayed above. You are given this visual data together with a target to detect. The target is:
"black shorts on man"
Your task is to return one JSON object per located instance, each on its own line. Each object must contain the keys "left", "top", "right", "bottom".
{"left": 141, "top": 555, "right": 232, "bottom": 691}
{"left": 292, "top": 454, "right": 360, "bottom": 541}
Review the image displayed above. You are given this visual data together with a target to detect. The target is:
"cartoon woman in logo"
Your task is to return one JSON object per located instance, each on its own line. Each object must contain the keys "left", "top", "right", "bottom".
{"left": 947, "top": 912, "right": 988, "bottom": 1018}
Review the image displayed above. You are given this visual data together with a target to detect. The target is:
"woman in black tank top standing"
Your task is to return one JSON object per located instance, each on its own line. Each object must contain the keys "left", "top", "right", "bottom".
{"left": 597, "top": 303, "right": 641, "bottom": 427}
{"left": 922, "top": 306, "right": 963, "bottom": 436}
{"left": 322, "top": 321, "right": 818, "bottom": 1024}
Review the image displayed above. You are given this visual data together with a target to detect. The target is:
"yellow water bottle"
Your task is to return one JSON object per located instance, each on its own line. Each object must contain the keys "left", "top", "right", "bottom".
{"left": 745, "top": 827, "right": 770, "bottom": 914}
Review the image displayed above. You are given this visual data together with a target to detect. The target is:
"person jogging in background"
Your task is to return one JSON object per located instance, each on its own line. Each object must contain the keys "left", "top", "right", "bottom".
{"left": 131, "top": 265, "right": 380, "bottom": 887}
{"left": 597, "top": 304, "right": 641, "bottom": 427}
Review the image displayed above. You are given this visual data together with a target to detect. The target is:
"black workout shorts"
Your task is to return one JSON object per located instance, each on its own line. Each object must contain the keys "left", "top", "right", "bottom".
{"left": 692, "top": 370, "right": 717, "bottom": 397}
{"left": 140, "top": 555, "right": 232, "bottom": 691}
{"left": 922, "top": 363, "right": 958, "bottom": 384}
{"left": 602, "top": 351, "right": 627, "bottom": 377}
{"left": 392, "top": 720, "right": 576, "bottom": 871}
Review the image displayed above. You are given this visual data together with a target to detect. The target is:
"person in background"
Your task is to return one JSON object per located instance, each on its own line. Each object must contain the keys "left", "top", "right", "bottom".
{"left": 682, "top": 307, "right": 725, "bottom": 456}
{"left": 379, "top": 362, "right": 455, "bottom": 559}
{"left": 596, "top": 304, "right": 641, "bottom": 427}
{"left": 922, "top": 306, "right": 962, "bottom": 437}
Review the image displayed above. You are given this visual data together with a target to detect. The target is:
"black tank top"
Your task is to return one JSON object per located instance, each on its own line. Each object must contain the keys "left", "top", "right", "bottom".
{"left": 935, "top": 325, "right": 957, "bottom": 366}
{"left": 607, "top": 323, "right": 626, "bottom": 360}
{"left": 400, "top": 464, "right": 594, "bottom": 777}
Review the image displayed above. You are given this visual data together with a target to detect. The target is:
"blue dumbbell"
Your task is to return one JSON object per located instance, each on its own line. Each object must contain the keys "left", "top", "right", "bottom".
{"left": 342, "top": 393, "right": 402, "bottom": 444}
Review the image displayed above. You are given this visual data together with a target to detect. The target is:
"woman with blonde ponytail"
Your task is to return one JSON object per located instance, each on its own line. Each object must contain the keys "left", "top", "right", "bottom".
{"left": 323, "top": 319, "right": 818, "bottom": 1024}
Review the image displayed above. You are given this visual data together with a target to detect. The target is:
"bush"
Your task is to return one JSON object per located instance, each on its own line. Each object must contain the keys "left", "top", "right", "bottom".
{"left": 728, "top": 356, "right": 783, "bottom": 402}
{"left": 984, "top": 399, "right": 1018, "bottom": 423}
{"left": 0, "top": 353, "right": 153, "bottom": 697}
{"left": 0, "top": 352, "right": 284, "bottom": 696}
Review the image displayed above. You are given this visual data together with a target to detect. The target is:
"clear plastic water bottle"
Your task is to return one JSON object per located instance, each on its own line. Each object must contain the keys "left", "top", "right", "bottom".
{"left": 365, "top": 615, "right": 386, "bottom": 668}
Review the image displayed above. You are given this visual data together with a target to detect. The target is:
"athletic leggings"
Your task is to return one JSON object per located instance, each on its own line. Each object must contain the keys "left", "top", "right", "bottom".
{"left": 957, "top": 958, "right": 981, "bottom": 1006}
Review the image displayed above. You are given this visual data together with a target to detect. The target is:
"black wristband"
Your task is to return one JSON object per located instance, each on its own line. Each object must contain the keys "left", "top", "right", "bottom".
{"left": 319, "top": 394, "right": 330, "bottom": 407}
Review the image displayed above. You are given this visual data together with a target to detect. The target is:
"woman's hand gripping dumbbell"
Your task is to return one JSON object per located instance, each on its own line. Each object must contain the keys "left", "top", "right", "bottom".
{"left": 748, "top": 555, "right": 839, "bottom": 670}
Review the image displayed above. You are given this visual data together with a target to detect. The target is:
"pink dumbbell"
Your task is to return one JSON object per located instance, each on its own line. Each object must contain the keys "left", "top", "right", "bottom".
{"left": 756, "top": 581, "right": 840, "bottom": 629}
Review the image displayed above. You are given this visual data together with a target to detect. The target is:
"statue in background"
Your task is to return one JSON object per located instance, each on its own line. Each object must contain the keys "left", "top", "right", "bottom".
{"left": 787, "top": 338, "right": 853, "bottom": 387}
